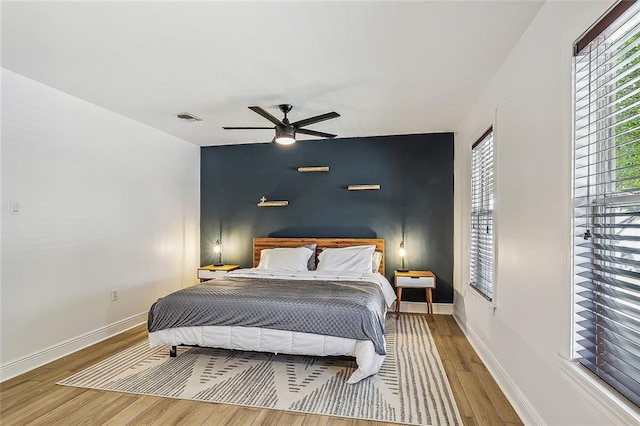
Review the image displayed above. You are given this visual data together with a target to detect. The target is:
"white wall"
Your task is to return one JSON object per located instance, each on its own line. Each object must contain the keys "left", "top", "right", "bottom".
{"left": 454, "top": 1, "right": 640, "bottom": 424}
{"left": 0, "top": 69, "right": 200, "bottom": 380}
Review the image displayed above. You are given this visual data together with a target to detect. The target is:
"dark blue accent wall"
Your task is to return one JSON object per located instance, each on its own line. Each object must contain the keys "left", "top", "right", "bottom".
{"left": 201, "top": 133, "right": 454, "bottom": 303}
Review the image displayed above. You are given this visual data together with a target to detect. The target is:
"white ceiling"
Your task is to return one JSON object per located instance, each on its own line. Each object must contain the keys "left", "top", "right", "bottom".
{"left": 1, "top": 1, "right": 544, "bottom": 147}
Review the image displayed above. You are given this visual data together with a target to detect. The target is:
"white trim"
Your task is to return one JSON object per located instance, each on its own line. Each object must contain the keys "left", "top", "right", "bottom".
{"left": 452, "top": 313, "right": 545, "bottom": 425}
{"left": 468, "top": 112, "right": 498, "bottom": 308}
{"left": 397, "top": 301, "right": 453, "bottom": 315}
{"left": 490, "top": 109, "right": 499, "bottom": 308}
{"left": 0, "top": 312, "right": 147, "bottom": 382}
{"left": 467, "top": 283, "right": 496, "bottom": 312}
{"left": 557, "top": 354, "right": 640, "bottom": 425}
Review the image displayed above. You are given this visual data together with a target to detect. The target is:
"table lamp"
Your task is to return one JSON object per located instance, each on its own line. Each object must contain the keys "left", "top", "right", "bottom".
{"left": 213, "top": 239, "right": 223, "bottom": 266}
{"left": 398, "top": 241, "right": 408, "bottom": 272}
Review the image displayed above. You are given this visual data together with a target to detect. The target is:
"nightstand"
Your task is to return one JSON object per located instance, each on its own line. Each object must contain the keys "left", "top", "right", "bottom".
{"left": 394, "top": 270, "right": 436, "bottom": 314}
{"left": 198, "top": 264, "right": 239, "bottom": 282}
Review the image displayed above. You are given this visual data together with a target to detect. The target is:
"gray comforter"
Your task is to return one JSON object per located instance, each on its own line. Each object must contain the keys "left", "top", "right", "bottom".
{"left": 147, "top": 276, "right": 387, "bottom": 355}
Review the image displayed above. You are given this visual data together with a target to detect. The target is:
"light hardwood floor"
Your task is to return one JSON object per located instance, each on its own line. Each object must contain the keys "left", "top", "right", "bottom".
{"left": 0, "top": 314, "right": 521, "bottom": 425}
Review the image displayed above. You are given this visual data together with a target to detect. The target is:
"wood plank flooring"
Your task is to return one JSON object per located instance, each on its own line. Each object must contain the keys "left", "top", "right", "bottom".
{"left": 0, "top": 314, "right": 521, "bottom": 425}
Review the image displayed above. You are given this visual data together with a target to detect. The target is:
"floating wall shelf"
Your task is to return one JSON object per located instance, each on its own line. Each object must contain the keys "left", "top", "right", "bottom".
{"left": 297, "top": 166, "right": 330, "bottom": 173}
{"left": 258, "top": 201, "right": 289, "bottom": 207}
{"left": 348, "top": 184, "right": 381, "bottom": 191}
{"left": 258, "top": 196, "right": 288, "bottom": 207}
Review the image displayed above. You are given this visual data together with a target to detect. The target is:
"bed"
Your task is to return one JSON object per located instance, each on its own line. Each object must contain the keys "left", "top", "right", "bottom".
{"left": 147, "top": 238, "right": 396, "bottom": 384}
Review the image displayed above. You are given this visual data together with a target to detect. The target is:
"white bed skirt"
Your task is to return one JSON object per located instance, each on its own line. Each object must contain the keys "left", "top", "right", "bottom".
{"left": 148, "top": 325, "right": 386, "bottom": 384}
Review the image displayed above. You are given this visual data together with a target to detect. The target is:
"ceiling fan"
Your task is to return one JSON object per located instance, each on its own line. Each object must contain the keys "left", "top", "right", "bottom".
{"left": 223, "top": 104, "right": 340, "bottom": 145}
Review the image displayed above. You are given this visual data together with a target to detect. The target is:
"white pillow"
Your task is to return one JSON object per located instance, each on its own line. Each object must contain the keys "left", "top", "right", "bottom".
{"left": 316, "top": 245, "right": 376, "bottom": 273}
{"left": 372, "top": 251, "right": 383, "bottom": 272}
{"left": 257, "top": 247, "right": 313, "bottom": 271}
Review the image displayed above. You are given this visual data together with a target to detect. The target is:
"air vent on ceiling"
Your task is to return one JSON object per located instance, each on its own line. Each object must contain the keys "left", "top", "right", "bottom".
{"left": 174, "top": 112, "right": 202, "bottom": 122}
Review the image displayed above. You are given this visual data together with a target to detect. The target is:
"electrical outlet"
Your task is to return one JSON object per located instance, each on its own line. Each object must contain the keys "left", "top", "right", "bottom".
{"left": 111, "top": 289, "right": 118, "bottom": 301}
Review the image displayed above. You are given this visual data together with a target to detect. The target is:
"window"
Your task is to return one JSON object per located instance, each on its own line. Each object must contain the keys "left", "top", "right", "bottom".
{"left": 572, "top": 0, "right": 640, "bottom": 407}
{"left": 470, "top": 128, "right": 494, "bottom": 301}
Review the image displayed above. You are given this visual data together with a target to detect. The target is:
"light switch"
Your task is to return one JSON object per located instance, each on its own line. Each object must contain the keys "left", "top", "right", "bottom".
{"left": 10, "top": 200, "right": 19, "bottom": 215}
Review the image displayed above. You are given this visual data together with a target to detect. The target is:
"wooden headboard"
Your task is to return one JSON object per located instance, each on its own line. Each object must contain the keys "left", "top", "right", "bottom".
{"left": 253, "top": 238, "right": 385, "bottom": 275}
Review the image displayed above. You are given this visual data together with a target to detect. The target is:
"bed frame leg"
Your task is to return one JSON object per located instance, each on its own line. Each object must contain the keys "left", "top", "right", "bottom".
{"left": 170, "top": 346, "right": 177, "bottom": 357}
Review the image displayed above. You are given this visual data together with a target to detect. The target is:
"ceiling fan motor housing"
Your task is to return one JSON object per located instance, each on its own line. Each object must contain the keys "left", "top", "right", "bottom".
{"left": 277, "top": 124, "right": 295, "bottom": 137}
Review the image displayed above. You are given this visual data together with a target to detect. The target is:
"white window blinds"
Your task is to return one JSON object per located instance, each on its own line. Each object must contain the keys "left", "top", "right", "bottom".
{"left": 470, "top": 128, "right": 494, "bottom": 301}
{"left": 573, "top": 0, "right": 640, "bottom": 408}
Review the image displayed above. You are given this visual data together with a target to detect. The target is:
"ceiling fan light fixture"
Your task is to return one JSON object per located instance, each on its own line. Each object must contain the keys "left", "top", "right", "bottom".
{"left": 275, "top": 135, "right": 296, "bottom": 145}
{"left": 274, "top": 125, "right": 296, "bottom": 145}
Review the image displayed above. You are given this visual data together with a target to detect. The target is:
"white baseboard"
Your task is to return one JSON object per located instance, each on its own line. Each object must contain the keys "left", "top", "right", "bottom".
{"left": 0, "top": 312, "right": 147, "bottom": 382}
{"left": 397, "top": 301, "right": 453, "bottom": 315}
{"left": 452, "top": 312, "right": 545, "bottom": 425}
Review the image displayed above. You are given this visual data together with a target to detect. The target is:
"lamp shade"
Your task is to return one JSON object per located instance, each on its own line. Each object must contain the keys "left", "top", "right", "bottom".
{"left": 213, "top": 239, "right": 223, "bottom": 266}
{"left": 398, "top": 241, "right": 408, "bottom": 272}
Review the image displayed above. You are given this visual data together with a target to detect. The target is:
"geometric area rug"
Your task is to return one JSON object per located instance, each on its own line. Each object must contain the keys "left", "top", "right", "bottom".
{"left": 58, "top": 315, "right": 462, "bottom": 425}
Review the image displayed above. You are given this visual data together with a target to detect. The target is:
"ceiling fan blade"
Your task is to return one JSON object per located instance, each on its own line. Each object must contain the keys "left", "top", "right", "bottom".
{"left": 296, "top": 128, "right": 337, "bottom": 138}
{"left": 248, "top": 106, "right": 283, "bottom": 126}
{"left": 222, "top": 126, "right": 274, "bottom": 130}
{"left": 291, "top": 111, "right": 340, "bottom": 128}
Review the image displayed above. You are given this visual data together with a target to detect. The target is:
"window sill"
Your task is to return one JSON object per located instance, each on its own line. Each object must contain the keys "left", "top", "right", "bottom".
{"left": 556, "top": 354, "right": 640, "bottom": 424}
{"left": 467, "top": 284, "right": 496, "bottom": 311}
